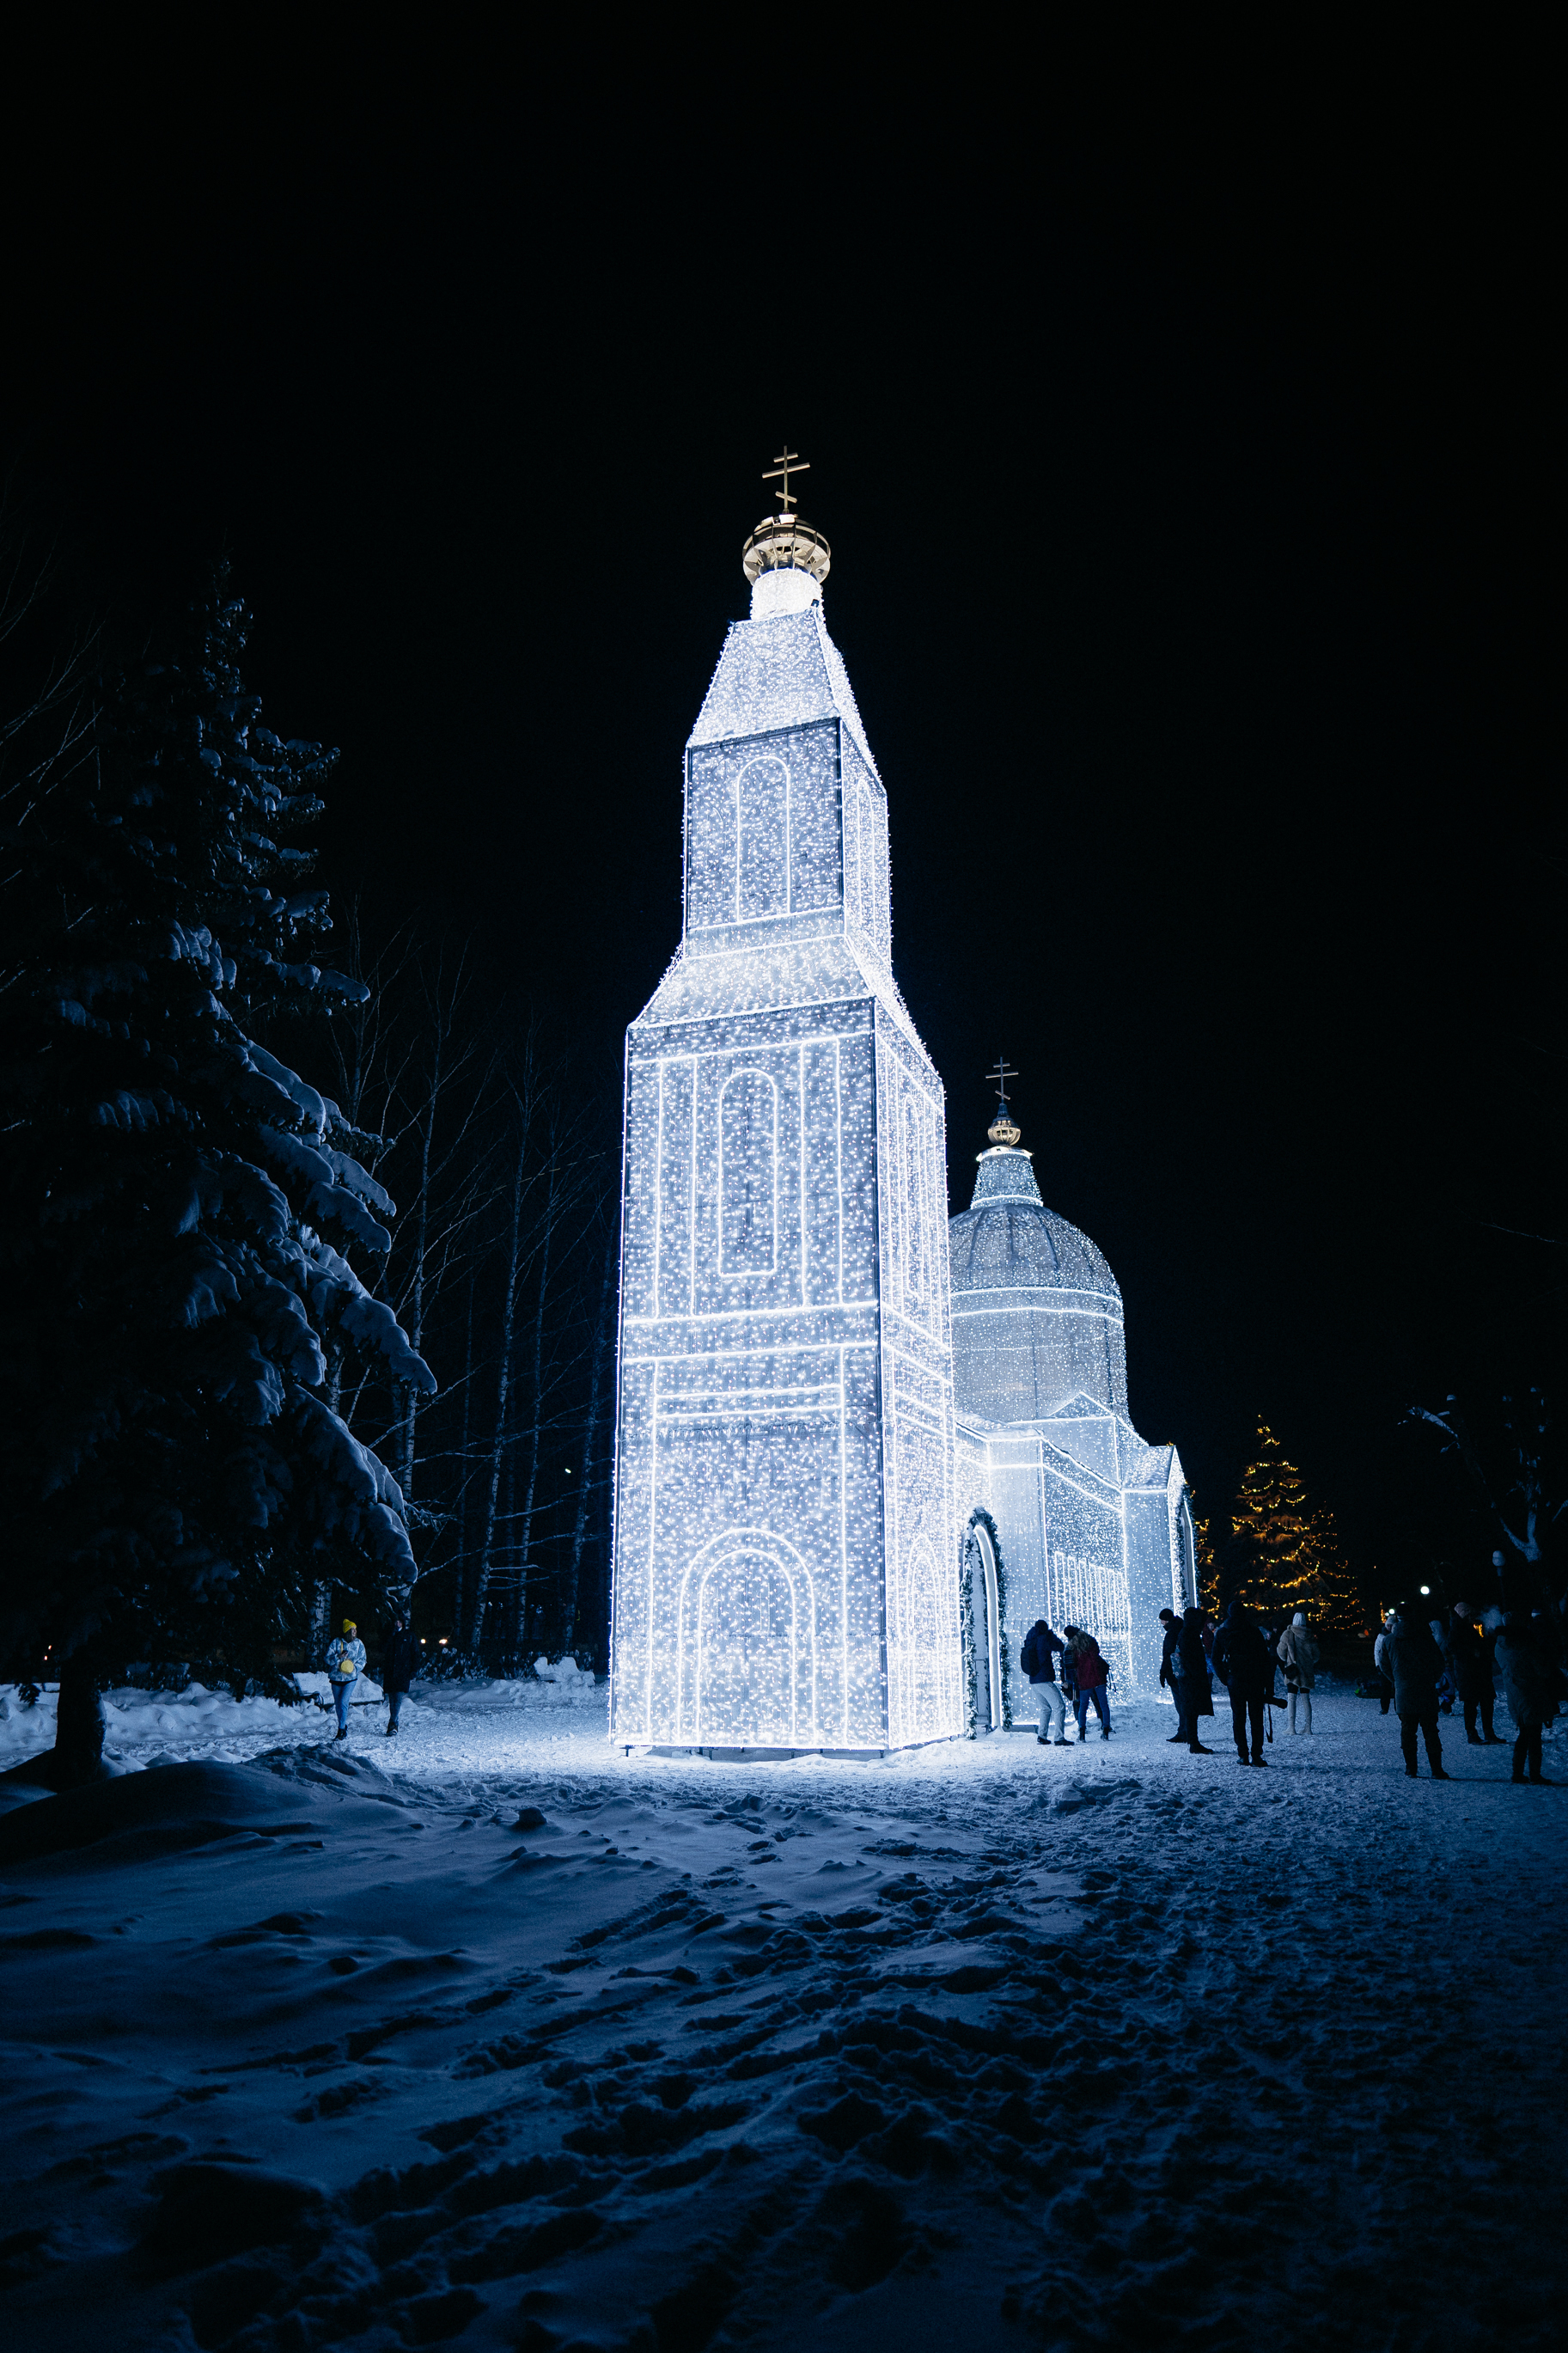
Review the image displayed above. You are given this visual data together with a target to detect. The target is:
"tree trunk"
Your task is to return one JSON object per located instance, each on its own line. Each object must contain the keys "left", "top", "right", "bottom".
{"left": 0, "top": 1652, "right": 112, "bottom": 1792}
{"left": 564, "top": 1219, "right": 616, "bottom": 1656}
{"left": 468, "top": 1120, "right": 528, "bottom": 1653}
{"left": 512, "top": 1149, "right": 558, "bottom": 1663}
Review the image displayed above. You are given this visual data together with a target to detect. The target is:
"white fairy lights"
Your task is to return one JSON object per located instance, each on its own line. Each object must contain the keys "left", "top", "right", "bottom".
{"left": 609, "top": 596, "right": 961, "bottom": 1751}
{"left": 949, "top": 1142, "right": 1193, "bottom": 1720}
{"left": 607, "top": 550, "right": 1193, "bottom": 1750}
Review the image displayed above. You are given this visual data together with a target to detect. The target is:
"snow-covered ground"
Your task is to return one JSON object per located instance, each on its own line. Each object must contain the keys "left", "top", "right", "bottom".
{"left": 1, "top": 1675, "right": 1563, "bottom": 2352}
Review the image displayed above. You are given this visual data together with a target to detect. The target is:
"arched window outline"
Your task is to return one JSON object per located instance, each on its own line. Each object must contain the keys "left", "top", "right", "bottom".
{"left": 717, "top": 1066, "right": 778, "bottom": 1276}
{"left": 674, "top": 1525, "right": 817, "bottom": 1746}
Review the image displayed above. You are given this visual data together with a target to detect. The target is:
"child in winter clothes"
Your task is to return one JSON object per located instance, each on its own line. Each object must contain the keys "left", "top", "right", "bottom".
{"left": 1278, "top": 1612, "right": 1320, "bottom": 1734}
{"left": 1064, "top": 1628, "right": 1111, "bottom": 1740}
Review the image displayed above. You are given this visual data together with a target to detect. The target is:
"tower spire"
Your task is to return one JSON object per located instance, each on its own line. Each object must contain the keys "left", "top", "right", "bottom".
{"left": 985, "top": 1058, "right": 1021, "bottom": 1148}
{"left": 742, "top": 448, "right": 831, "bottom": 619}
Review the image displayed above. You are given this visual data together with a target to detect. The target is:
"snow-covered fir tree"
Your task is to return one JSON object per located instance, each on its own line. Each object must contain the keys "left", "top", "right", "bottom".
{"left": 0, "top": 573, "right": 433, "bottom": 1771}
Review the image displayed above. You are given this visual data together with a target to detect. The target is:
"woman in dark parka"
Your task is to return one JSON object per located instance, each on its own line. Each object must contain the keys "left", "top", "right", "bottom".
{"left": 1495, "top": 1614, "right": 1556, "bottom": 1785}
{"left": 383, "top": 1611, "right": 422, "bottom": 1736}
{"left": 1176, "top": 1607, "right": 1215, "bottom": 1754}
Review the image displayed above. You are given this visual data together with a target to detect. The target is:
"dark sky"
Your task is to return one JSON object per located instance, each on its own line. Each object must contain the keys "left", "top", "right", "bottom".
{"left": 4, "top": 103, "right": 1555, "bottom": 1587}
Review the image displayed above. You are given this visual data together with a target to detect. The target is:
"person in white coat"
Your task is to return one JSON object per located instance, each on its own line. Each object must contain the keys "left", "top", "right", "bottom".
{"left": 1278, "top": 1611, "right": 1321, "bottom": 1733}
{"left": 325, "top": 1618, "right": 366, "bottom": 1740}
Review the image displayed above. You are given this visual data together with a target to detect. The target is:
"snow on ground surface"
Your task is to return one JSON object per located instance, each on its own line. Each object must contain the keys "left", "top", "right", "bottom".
{"left": 1, "top": 1676, "right": 1564, "bottom": 2352}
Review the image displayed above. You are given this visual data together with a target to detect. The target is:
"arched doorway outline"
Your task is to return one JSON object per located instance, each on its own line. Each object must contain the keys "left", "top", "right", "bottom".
{"left": 1176, "top": 1488, "right": 1197, "bottom": 1612}
{"left": 674, "top": 1526, "right": 816, "bottom": 1745}
{"left": 963, "top": 1510, "right": 1004, "bottom": 1733}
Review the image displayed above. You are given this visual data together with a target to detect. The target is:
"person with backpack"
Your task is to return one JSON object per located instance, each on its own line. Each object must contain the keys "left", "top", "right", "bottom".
{"left": 1278, "top": 1611, "right": 1321, "bottom": 1734}
{"left": 1211, "top": 1598, "right": 1273, "bottom": 1767}
{"left": 325, "top": 1617, "right": 366, "bottom": 1741}
{"left": 1064, "top": 1626, "right": 1111, "bottom": 1740}
{"left": 1382, "top": 1602, "right": 1449, "bottom": 1780}
{"left": 1021, "top": 1619, "right": 1067, "bottom": 1745}
{"left": 382, "top": 1610, "right": 421, "bottom": 1737}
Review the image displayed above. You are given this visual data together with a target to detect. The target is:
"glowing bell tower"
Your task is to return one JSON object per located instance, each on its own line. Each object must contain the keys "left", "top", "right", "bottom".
{"left": 607, "top": 455, "right": 961, "bottom": 1752}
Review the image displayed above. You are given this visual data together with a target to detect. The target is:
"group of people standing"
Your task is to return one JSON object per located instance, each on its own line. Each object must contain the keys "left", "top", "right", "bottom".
{"left": 1153, "top": 1599, "right": 1316, "bottom": 1766}
{"left": 1373, "top": 1573, "right": 1559, "bottom": 1784}
{"left": 1020, "top": 1568, "right": 1562, "bottom": 1786}
{"left": 1019, "top": 1622, "right": 1113, "bottom": 1744}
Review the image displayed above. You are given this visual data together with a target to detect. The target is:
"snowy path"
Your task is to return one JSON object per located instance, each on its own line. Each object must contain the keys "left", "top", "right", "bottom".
{"left": 1, "top": 1680, "right": 1563, "bottom": 2351}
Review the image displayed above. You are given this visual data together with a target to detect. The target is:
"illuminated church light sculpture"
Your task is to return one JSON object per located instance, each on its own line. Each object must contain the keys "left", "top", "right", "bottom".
{"left": 608, "top": 455, "right": 962, "bottom": 1751}
{"left": 952, "top": 1075, "right": 1198, "bottom": 1733}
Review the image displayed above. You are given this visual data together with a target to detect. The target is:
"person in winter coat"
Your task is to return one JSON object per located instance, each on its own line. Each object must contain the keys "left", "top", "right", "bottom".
{"left": 1382, "top": 1604, "right": 1449, "bottom": 1780}
{"left": 1278, "top": 1612, "right": 1321, "bottom": 1735}
{"left": 325, "top": 1619, "right": 366, "bottom": 1740}
{"left": 1494, "top": 1614, "right": 1555, "bottom": 1784}
{"left": 1159, "top": 1609, "right": 1186, "bottom": 1742}
{"left": 382, "top": 1612, "right": 421, "bottom": 1736}
{"left": 1211, "top": 1599, "right": 1273, "bottom": 1766}
{"left": 1064, "top": 1628, "right": 1111, "bottom": 1740}
{"left": 1372, "top": 1613, "right": 1395, "bottom": 1713}
{"left": 1175, "top": 1607, "right": 1216, "bottom": 1753}
{"left": 1021, "top": 1620, "right": 1067, "bottom": 1745}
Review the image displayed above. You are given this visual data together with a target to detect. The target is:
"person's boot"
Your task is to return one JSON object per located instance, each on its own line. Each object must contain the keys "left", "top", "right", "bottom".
{"left": 1053, "top": 1738, "right": 1069, "bottom": 1747}
{"left": 1511, "top": 1769, "right": 1526, "bottom": 1784}
{"left": 1529, "top": 1774, "right": 1553, "bottom": 1785}
{"left": 1467, "top": 1730, "right": 1484, "bottom": 1745}
{"left": 1189, "top": 1742, "right": 1214, "bottom": 1754}
{"left": 1405, "top": 1765, "right": 1418, "bottom": 1778}
{"left": 1431, "top": 1767, "right": 1450, "bottom": 1780}
{"left": 335, "top": 1726, "right": 348, "bottom": 1742}
{"left": 1167, "top": 1730, "right": 1186, "bottom": 1743}
{"left": 1101, "top": 1727, "right": 1111, "bottom": 1740}
{"left": 1484, "top": 1732, "right": 1505, "bottom": 1745}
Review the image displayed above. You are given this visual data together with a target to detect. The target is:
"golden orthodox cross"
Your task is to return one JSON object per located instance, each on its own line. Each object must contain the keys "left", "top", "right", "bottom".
{"left": 762, "top": 447, "right": 809, "bottom": 512}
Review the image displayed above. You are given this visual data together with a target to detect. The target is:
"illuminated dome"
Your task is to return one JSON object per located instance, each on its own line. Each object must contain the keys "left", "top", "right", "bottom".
{"left": 948, "top": 1128, "right": 1128, "bottom": 1424}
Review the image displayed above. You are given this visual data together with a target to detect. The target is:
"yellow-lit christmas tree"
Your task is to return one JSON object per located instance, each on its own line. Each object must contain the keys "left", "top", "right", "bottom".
{"left": 1228, "top": 1421, "right": 1360, "bottom": 1629}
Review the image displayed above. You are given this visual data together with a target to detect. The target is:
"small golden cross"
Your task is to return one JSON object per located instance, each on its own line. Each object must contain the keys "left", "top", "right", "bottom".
{"left": 762, "top": 447, "right": 809, "bottom": 513}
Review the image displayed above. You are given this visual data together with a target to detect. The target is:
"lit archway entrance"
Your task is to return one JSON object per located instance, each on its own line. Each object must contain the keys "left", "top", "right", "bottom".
{"left": 963, "top": 1516, "right": 1003, "bottom": 1732}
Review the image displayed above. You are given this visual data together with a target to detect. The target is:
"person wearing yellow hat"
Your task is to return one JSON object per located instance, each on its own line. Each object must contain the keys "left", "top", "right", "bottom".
{"left": 325, "top": 1618, "right": 366, "bottom": 1740}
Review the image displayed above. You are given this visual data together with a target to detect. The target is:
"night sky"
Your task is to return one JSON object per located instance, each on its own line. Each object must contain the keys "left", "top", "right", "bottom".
{"left": 5, "top": 110, "right": 1554, "bottom": 1590}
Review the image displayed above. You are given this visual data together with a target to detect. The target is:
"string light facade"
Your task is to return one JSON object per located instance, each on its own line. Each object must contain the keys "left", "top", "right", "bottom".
{"left": 609, "top": 586, "right": 961, "bottom": 1750}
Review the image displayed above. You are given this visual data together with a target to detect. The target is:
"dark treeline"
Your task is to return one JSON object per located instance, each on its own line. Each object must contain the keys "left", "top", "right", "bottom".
{"left": 0, "top": 531, "right": 619, "bottom": 1753}
{"left": 285, "top": 920, "right": 619, "bottom": 1672}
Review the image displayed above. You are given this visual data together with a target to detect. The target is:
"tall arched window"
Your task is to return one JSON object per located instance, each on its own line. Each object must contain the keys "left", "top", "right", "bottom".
{"left": 719, "top": 1069, "right": 777, "bottom": 1274}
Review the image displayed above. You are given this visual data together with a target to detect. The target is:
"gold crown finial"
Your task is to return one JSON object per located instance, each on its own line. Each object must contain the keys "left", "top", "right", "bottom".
{"left": 985, "top": 1058, "right": 1021, "bottom": 1147}
{"left": 762, "top": 446, "right": 809, "bottom": 513}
